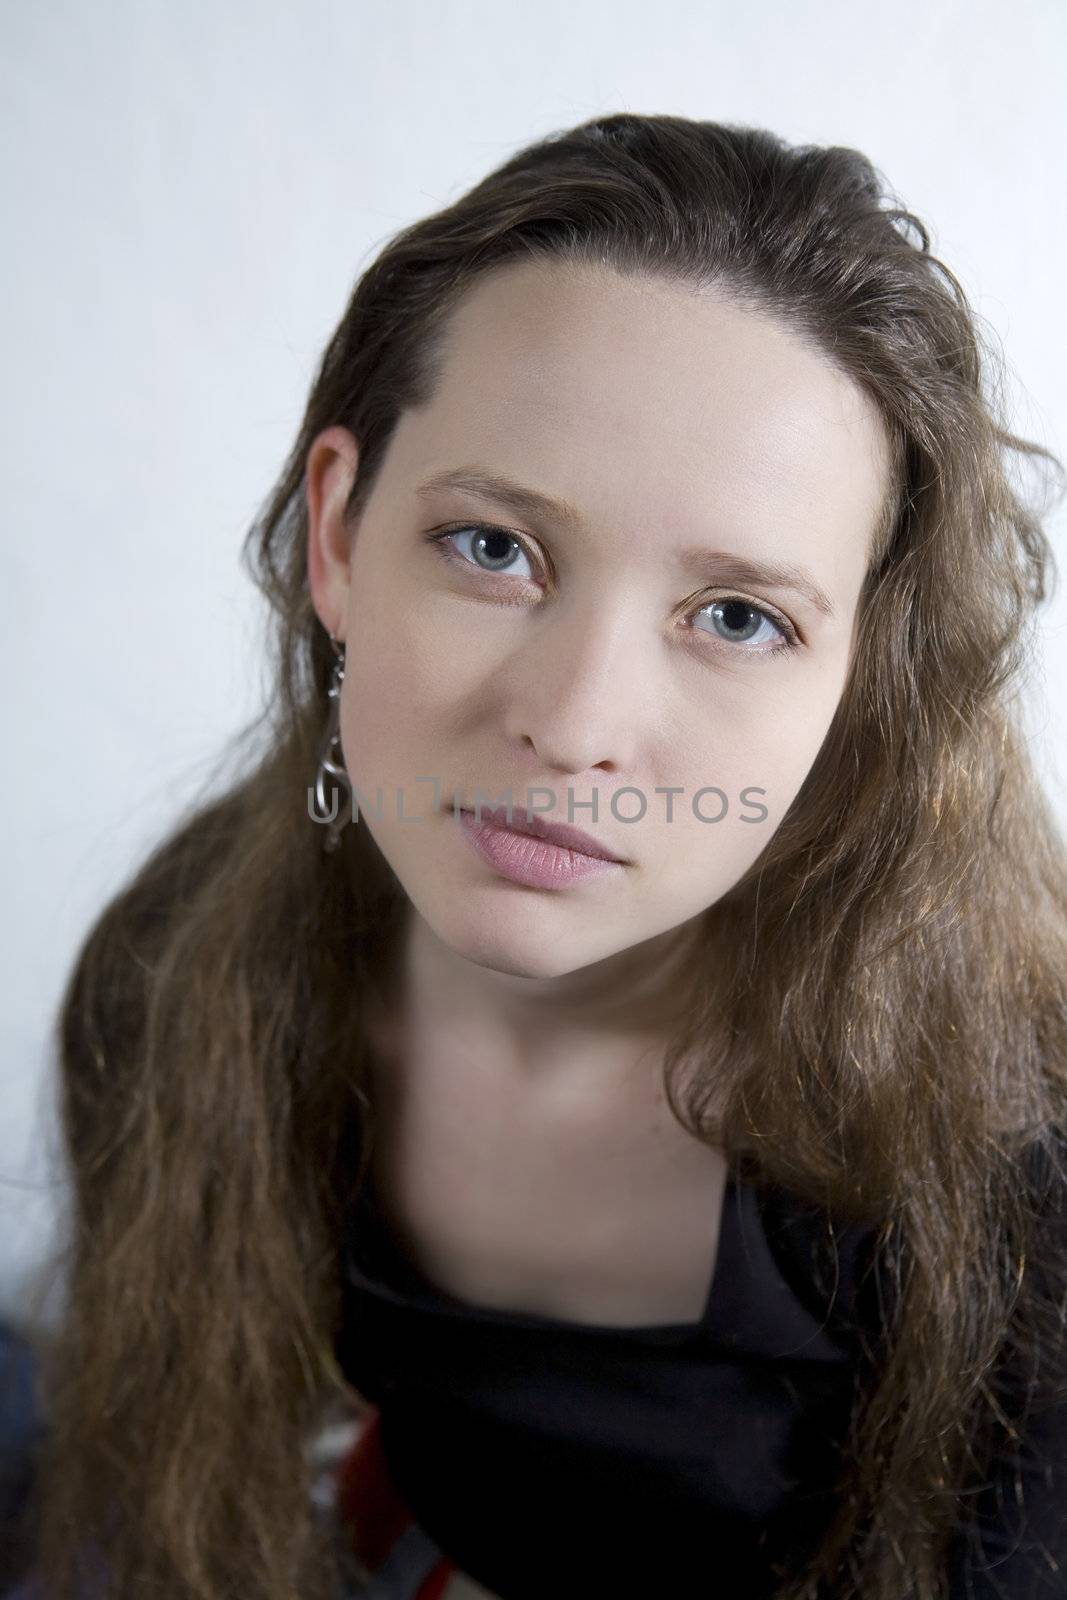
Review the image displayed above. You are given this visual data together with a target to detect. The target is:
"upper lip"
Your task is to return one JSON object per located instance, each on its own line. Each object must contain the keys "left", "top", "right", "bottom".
{"left": 460, "top": 803, "right": 628, "bottom": 864}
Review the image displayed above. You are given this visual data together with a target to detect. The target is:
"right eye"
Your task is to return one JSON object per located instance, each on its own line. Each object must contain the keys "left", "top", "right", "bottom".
{"left": 426, "top": 524, "right": 540, "bottom": 583}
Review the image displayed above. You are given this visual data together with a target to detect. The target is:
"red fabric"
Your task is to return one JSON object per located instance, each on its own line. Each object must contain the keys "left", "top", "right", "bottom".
{"left": 335, "top": 1406, "right": 413, "bottom": 1570}
{"left": 333, "top": 1405, "right": 461, "bottom": 1595}
{"left": 415, "top": 1559, "right": 461, "bottom": 1599}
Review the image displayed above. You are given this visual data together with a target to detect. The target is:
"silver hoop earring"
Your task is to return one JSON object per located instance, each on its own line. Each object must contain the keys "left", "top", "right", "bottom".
{"left": 310, "top": 631, "right": 352, "bottom": 853}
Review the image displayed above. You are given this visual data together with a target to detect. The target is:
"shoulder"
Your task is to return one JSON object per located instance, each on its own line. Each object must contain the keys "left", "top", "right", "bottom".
{"left": 946, "top": 1131, "right": 1067, "bottom": 1593}
{"left": 751, "top": 1180, "right": 898, "bottom": 1362}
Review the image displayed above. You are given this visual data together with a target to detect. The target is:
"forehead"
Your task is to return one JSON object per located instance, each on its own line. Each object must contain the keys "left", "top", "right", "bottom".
{"left": 389, "top": 260, "right": 891, "bottom": 565}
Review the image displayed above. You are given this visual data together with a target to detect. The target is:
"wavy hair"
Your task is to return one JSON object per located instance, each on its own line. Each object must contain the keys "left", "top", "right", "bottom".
{"left": 17, "top": 112, "right": 1067, "bottom": 1600}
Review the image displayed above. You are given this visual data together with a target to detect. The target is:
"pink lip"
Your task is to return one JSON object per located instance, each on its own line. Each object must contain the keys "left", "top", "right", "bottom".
{"left": 460, "top": 804, "right": 626, "bottom": 863}
{"left": 457, "top": 807, "right": 628, "bottom": 890}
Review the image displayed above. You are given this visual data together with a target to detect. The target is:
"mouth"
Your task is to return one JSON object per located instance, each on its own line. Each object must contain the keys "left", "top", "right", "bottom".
{"left": 456, "top": 803, "right": 628, "bottom": 864}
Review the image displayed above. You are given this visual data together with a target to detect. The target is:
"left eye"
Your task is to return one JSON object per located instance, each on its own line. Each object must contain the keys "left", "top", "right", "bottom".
{"left": 691, "top": 597, "right": 790, "bottom": 651}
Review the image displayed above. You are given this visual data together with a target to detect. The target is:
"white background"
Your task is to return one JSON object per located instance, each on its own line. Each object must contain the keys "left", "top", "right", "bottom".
{"left": 3, "top": 0, "right": 1065, "bottom": 1327}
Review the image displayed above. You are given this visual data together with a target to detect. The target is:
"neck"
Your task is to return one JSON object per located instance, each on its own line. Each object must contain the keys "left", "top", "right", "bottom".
{"left": 372, "top": 901, "right": 706, "bottom": 1097}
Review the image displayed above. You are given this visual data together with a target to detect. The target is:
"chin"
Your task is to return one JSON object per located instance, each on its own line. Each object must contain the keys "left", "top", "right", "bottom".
{"left": 445, "top": 916, "right": 580, "bottom": 980}
{"left": 419, "top": 892, "right": 602, "bottom": 981}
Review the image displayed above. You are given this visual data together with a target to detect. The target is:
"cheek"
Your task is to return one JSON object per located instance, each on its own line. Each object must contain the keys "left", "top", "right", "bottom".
{"left": 349, "top": 553, "right": 484, "bottom": 712}
{"left": 337, "top": 619, "right": 414, "bottom": 787}
{"left": 659, "top": 677, "right": 845, "bottom": 850}
{"left": 753, "top": 670, "right": 849, "bottom": 806}
{"left": 337, "top": 611, "right": 468, "bottom": 798}
{"left": 632, "top": 734, "right": 818, "bottom": 919}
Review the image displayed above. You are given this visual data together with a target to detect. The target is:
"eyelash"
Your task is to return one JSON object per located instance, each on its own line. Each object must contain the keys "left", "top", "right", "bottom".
{"left": 424, "top": 522, "right": 801, "bottom": 659}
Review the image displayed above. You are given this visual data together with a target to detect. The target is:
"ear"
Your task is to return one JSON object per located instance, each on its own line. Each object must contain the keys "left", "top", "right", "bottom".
{"left": 306, "top": 425, "right": 361, "bottom": 643}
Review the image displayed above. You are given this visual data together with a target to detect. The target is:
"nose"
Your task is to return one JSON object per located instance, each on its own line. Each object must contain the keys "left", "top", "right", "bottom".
{"left": 501, "top": 593, "right": 649, "bottom": 778}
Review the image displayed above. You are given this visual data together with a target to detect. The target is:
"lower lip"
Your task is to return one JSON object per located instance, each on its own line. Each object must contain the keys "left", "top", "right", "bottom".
{"left": 457, "top": 811, "right": 625, "bottom": 890}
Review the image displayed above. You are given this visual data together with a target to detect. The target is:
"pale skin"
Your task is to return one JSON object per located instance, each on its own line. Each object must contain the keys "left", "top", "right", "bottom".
{"left": 305, "top": 260, "right": 893, "bottom": 1327}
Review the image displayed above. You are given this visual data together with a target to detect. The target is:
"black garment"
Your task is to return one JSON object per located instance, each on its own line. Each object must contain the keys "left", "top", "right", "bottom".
{"left": 336, "top": 1161, "right": 1067, "bottom": 1599}
{"left": 0, "top": 1321, "right": 45, "bottom": 1594}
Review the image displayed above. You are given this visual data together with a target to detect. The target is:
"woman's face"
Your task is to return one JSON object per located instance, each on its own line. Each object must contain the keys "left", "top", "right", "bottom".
{"left": 307, "top": 261, "right": 892, "bottom": 982}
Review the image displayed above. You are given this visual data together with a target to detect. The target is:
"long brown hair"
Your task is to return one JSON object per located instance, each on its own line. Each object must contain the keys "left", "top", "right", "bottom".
{"left": 19, "top": 112, "right": 1067, "bottom": 1599}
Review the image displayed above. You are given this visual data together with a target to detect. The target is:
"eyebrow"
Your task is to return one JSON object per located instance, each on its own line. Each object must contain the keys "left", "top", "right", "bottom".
{"left": 413, "top": 465, "right": 837, "bottom": 620}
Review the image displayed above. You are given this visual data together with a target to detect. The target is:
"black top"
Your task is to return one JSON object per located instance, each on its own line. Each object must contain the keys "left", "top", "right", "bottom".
{"left": 336, "top": 1159, "right": 1067, "bottom": 1599}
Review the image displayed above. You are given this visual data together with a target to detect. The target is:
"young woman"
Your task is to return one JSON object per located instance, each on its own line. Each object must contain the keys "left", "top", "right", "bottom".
{"left": 17, "top": 113, "right": 1067, "bottom": 1600}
